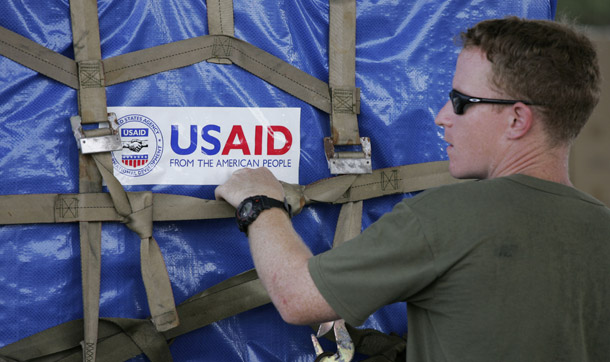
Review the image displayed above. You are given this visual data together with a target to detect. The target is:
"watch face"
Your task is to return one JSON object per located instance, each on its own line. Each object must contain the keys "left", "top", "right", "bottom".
{"left": 240, "top": 201, "right": 252, "bottom": 218}
{"left": 236, "top": 195, "right": 289, "bottom": 234}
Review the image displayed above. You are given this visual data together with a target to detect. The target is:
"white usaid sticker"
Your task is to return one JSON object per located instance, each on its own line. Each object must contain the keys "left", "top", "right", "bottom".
{"left": 109, "top": 107, "right": 300, "bottom": 185}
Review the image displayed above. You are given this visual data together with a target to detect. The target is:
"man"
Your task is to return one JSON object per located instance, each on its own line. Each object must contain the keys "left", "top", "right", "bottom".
{"left": 215, "top": 17, "right": 609, "bottom": 361}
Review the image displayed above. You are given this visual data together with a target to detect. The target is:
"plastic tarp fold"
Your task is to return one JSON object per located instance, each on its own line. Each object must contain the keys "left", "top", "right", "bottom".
{"left": 0, "top": 0, "right": 555, "bottom": 361}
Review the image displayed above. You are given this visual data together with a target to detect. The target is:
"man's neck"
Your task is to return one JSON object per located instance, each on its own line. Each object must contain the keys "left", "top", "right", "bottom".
{"left": 488, "top": 141, "right": 573, "bottom": 186}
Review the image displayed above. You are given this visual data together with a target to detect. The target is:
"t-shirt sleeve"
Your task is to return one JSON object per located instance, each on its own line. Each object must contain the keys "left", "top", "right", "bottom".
{"left": 308, "top": 200, "right": 438, "bottom": 326}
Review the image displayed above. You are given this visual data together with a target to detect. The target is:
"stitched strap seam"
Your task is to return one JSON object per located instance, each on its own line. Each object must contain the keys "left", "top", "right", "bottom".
{"left": 104, "top": 44, "right": 215, "bottom": 74}
{"left": 232, "top": 46, "right": 330, "bottom": 101}
{"left": 0, "top": 38, "right": 76, "bottom": 76}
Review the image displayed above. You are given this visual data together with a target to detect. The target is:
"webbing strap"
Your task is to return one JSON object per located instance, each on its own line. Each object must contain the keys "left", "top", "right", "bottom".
{"left": 328, "top": 0, "right": 360, "bottom": 145}
{"left": 102, "top": 35, "right": 333, "bottom": 113}
{"left": 303, "top": 160, "right": 459, "bottom": 204}
{"left": 325, "top": 0, "right": 372, "bottom": 174}
{"left": 0, "top": 26, "right": 79, "bottom": 88}
{"left": 0, "top": 161, "right": 459, "bottom": 226}
{"left": 319, "top": 2, "right": 411, "bottom": 335}
{"left": 69, "top": 0, "right": 180, "bottom": 340}
{"left": 90, "top": 153, "right": 179, "bottom": 332}
{"left": 75, "top": 144, "right": 104, "bottom": 362}
{"left": 0, "top": 319, "right": 173, "bottom": 362}
{"left": 312, "top": 200, "right": 362, "bottom": 351}
{"left": 70, "top": 0, "right": 108, "bottom": 359}
{"left": 333, "top": 201, "right": 363, "bottom": 248}
{"left": 207, "top": 0, "right": 235, "bottom": 37}
{"left": 0, "top": 193, "right": 234, "bottom": 225}
{"left": 0, "top": 26, "right": 333, "bottom": 114}
{"left": 70, "top": 0, "right": 107, "bottom": 125}
{"left": 78, "top": 218, "right": 102, "bottom": 362}
{"left": 0, "top": 270, "right": 269, "bottom": 362}
{"left": 207, "top": 0, "right": 235, "bottom": 65}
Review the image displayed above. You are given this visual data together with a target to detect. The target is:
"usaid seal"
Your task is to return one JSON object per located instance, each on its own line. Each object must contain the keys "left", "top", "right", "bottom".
{"left": 112, "top": 114, "right": 164, "bottom": 177}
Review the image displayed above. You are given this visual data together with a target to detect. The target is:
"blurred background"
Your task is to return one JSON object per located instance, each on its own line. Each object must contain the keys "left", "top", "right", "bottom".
{"left": 556, "top": 0, "right": 610, "bottom": 27}
{"left": 556, "top": 0, "right": 610, "bottom": 206}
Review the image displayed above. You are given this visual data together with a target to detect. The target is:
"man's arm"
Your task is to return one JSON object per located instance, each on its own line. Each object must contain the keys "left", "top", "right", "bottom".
{"left": 215, "top": 167, "right": 340, "bottom": 325}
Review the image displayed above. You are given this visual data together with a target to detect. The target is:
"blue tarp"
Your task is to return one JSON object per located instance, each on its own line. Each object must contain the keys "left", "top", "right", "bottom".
{"left": 0, "top": 1, "right": 555, "bottom": 360}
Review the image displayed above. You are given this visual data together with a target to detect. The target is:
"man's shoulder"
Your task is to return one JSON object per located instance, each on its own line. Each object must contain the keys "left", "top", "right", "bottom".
{"left": 406, "top": 174, "right": 609, "bottom": 218}
{"left": 408, "top": 176, "right": 512, "bottom": 205}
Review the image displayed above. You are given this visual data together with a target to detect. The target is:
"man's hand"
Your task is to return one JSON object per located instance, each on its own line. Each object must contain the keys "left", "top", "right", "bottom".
{"left": 214, "top": 167, "right": 285, "bottom": 207}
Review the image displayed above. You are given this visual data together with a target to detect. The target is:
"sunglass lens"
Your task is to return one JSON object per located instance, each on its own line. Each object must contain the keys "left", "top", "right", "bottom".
{"left": 449, "top": 90, "right": 464, "bottom": 114}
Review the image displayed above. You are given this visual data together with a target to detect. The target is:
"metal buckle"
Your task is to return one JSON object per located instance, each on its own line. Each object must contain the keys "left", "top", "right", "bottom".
{"left": 311, "top": 319, "right": 354, "bottom": 362}
{"left": 70, "top": 113, "right": 122, "bottom": 154}
{"left": 324, "top": 137, "right": 372, "bottom": 175}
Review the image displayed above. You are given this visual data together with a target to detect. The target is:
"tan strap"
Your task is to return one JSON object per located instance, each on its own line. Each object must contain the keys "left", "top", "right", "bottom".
{"left": 76, "top": 148, "right": 104, "bottom": 362}
{"left": 333, "top": 201, "right": 363, "bottom": 247}
{"left": 69, "top": 0, "right": 110, "bottom": 359}
{"left": 101, "top": 35, "right": 214, "bottom": 84}
{"left": 69, "top": 0, "right": 181, "bottom": 336}
{"left": 229, "top": 37, "right": 333, "bottom": 113}
{"left": 207, "top": 0, "right": 235, "bottom": 65}
{"left": 110, "top": 35, "right": 333, "bottom": 113}
{"left": 325, "top": 0, "right": 371, "bottom": 174}
{"left": 78, "top": 219, "right": 102, "bottom": 362}
{"left": 0, "top": 270, "right": 269, "bottom": 362}
{"left": 0, "top": 161, "right": 459, "bottom": 225}
{"left": 207, "top": 0, "right": 235, "bottom": 36}
{"left": 163, "top": 269, "right": 268, "bottom": 339}
{"left": 0, "top": 26, "right": 333, "bottom": 114}
{"left": 0, "top": 193, "right": 234, "bottom": 225}
{"left": 303, "top": 161, "right": 460, "bottom": 206}
{"left": 102, "top": 35, "right": 333, "bottom": 113}
{"left": 70, "top": 0, "right": 108, "bottom": 125}
{"left": 0, "top": 161, "right": 459, "bottom": 226}
{"left": 90, "top": 153, "right": 179, "bottom": 332}
{"left": 328, "top": 0, "right": 360, "bottom": 145}
{"left": 0, "top": 26, "right": 79, "bottom": 88}
{"left": 0, "top": 318, "right": 174, "bottom": 362}
{"left": 314, "top": 198, "right": 363, "bottom": 349}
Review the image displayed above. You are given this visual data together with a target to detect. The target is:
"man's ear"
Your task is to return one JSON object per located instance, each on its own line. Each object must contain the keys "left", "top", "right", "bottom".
{"left": 506, "top": 102, "right": 534, "bottom": 140}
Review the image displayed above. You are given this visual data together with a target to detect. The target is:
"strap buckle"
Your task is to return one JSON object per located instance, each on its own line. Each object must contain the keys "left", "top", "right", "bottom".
{"left": 311, "top": 319, "right": 355, "bottom": 362}
{"left": 70, "top": 113, "right": 122, "bottom": 154}
{"left": 324, "top": 137, "right": 372, "bottom": 175}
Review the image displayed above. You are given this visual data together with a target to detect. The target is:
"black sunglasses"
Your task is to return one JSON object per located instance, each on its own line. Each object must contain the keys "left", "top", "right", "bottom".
{"left": 449, "top": 89, "right": 535, "bottom": 115}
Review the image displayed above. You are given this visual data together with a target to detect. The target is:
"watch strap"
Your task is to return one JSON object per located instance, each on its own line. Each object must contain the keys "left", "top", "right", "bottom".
{"left": 236, "top": 195, "right": 292, "bottom": 234}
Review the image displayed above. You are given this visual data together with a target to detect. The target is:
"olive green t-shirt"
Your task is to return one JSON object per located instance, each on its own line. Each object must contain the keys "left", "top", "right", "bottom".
{"left": 309, "top": 175, "right": 610, "bottom": 362}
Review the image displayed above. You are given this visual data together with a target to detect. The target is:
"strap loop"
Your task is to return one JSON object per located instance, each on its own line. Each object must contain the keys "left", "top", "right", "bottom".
{"left": 123, "top": 192, "right": 154, "bottom": 239}
{"left": 91, "top": 153, "right": 179, "bottom": 333}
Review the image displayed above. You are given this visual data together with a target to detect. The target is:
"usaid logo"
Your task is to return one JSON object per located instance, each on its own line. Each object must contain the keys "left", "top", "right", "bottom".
{"left": 109, "top": 106, "right": 300, "bottom": 185}
{"left": 111, "top": 114, "right": 163, "bottom": 177}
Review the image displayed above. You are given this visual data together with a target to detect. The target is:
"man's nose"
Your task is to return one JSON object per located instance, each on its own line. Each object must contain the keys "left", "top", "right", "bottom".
{"left": 434, "top": 100, "right": 453, "bottom": 127}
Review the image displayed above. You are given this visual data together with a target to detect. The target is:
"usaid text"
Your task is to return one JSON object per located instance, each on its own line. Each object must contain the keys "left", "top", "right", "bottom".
{"left": 170, "top": 124, "right": 292, "bottom": 156}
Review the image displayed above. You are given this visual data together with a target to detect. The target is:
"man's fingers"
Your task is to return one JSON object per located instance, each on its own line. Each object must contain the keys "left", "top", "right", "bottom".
{"left": 214, "top": 168, "right": 253, "bottom": 205}
{"left": 214, "top": 167, "right": 284, "bottom": 207}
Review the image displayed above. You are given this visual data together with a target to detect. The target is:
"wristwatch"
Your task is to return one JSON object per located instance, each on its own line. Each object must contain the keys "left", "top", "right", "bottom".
{"left": 235, "top": 195, "right": 292, "bottom": 234}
